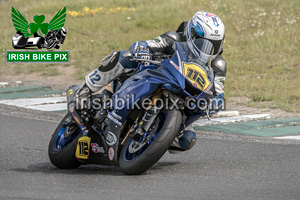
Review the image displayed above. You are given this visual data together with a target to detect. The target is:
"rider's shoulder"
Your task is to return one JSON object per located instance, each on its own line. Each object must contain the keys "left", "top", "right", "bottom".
{"left": 160, "top": 21, "right": 188, "bottom": 42}
{"left": 176, "top": 21, "right": 188, "bottom": 33}
{"left": 161, "top": 31, "right": 181, "bottom": 42}
{"left": 212, "top": 55, "right": 227, "bottom": 76}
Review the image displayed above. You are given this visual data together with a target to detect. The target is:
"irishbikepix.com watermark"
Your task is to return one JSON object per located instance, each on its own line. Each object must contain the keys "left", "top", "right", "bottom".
{"left": 75, "top": 94, "right": 226, "bottom": 112}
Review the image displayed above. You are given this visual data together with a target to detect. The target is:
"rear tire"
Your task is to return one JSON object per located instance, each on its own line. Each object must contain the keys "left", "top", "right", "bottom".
{"left": 48, "top": 114, "right": 81, "bottom": 169}
{"left": 119, "top": 108, "right": 182, "bottom": 175}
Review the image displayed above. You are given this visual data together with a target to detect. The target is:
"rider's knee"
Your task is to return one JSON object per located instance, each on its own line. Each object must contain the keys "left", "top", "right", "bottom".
{"left": 98, "top": 51, "right": 121, "bottom": 72}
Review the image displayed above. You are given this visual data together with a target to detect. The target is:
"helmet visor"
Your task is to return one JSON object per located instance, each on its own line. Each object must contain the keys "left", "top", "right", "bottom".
{"left": 191, "top": 26, "right": 223, "bottom": 55}
{"left": 191, "top": 37, "right": 214, "bottom": 64}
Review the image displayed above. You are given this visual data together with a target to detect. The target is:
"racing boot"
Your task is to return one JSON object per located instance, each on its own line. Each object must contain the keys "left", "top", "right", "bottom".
{"left": 168, "top": 130, "right": 197, "bottom": 154}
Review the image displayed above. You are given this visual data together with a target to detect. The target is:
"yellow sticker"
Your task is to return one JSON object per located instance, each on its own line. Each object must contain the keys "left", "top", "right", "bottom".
{"left": 67, "top": 89, "right": 73, "bottom": 96}
{"left": 75, "top": 136, "right": 91, "bottom": 159}
{"left": 183, "top": 62, "right": 211, "bottom": 91}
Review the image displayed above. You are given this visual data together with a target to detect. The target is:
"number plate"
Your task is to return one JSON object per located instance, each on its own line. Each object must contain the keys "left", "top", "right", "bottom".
{"left": 183, "top": 62, "right": 211, "bottom": 91}
{"left": 75, "top": 136, "right": 91, "bottom": 159}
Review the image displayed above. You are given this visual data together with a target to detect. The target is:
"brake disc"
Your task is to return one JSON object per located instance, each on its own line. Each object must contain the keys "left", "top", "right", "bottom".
{"left": 128, "top": 118, "right": 159, "bottom": 153}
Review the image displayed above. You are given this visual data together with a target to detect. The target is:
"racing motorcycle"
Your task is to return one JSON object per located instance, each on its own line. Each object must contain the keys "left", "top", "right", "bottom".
{"left": 48, "top": 41, "right": 214, "bottom": 175}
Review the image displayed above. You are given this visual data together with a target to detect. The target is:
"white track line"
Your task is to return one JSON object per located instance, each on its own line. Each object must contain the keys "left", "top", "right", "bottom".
{"left": 0, "top": 82, "right": 10, "bottom": 87}
{"left": 274, "top": 135, "right": 300, "bottom": 140}
{"left": 0, "top": 97, "right": 66, "bottom": 106}
{"left": 216, "top": 111, "right": 240, "bottom": 117}
{"left": 25, "top": 103, "right": 67, "bottom": 111}
{"left": 0, "top": 97, "right": 67, "bottom": 111}
{"left": 192, "top": 114, "right": 271, "bottom": 127}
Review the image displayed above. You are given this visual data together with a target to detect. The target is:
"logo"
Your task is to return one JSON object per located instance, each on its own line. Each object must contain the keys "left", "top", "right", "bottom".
{"left": 108, "top": 148, "right": 114, "bottom": 161}
{"left": 170, "top": 60, "right": 180, "bottom": 71}
{"left": 106, "top": 132, "right": 117, "bottom": 146}
{"left": 211, "top": 29, "right": 221, "bottom": 37}
{"left": 67, "top": 89, "right": 73, "bottom": 96}
{"left": 153, "top": 36, "right": 161, "bottom": 43}
{"left": 91, "top": 143, "right": 105, "bottom": 153}
{"left": 7, "top": 7, "right": 69, "bottom": 63}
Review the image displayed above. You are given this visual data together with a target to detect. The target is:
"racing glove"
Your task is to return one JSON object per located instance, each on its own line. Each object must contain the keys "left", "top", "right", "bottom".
{"left": 132, "top": 46, "right": 152, "bottom": 60}
{"left": 208, "top": 94, "right": 225, "bottom": 116}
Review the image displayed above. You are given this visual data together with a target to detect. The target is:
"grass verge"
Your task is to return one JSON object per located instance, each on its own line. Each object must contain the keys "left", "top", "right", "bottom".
{"left": 0, "top": 0, "right": 299, "bottom": 111}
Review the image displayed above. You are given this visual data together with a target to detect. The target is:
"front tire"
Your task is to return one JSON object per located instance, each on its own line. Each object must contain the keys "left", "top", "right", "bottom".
{"left": 48, "top": 114, "right": 81, "bottom": 169}
{"left": 119, "top": 108, "right": 182, "bottom": 175}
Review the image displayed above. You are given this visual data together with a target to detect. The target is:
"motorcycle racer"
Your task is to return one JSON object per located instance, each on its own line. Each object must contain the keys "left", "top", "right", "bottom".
{"left": 44, "top": 27, "right": 67, "bottom": 49}
{"left": 73, "top": 11, "right": 227, "bottom": 153}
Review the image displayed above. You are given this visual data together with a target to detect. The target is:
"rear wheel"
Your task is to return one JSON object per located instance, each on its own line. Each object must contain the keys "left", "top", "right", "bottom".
{"left": 48, "top": 114, "right": 81, "bottom": 169}
{"left": 119, "top": 108, "right": 182, "bottom": 175}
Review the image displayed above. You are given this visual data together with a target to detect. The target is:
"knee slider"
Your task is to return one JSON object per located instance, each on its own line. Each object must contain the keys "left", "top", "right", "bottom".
{"left": 98, "top": 51, "right": 121, "bottom": 72}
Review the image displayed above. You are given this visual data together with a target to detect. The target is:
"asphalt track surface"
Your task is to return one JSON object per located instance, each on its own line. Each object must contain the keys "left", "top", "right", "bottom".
{"left": 1, "top": 106, "right": 300, "bottom": 200}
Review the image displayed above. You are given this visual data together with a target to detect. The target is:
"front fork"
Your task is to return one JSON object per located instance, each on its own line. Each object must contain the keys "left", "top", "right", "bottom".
{"left": 66, "top": 85, "right": 89, "bottom": 136}
{"left": 71, "top": 111, "right": 89, "bottom": 136}
{"left": 66, "top": 85, "right": 92, "bottom": 160}
{"left": 121, "top": 90, "right": 185, "bottom": 144}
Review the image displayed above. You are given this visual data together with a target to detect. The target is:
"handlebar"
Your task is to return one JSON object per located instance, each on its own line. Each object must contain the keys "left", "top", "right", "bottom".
{"left": 122, "top": 50, "right": 171, "bottom": 65}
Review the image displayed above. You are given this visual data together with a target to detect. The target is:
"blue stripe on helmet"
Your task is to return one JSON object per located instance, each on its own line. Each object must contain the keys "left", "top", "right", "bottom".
{"left": 194, "top": 23, "right": 205, "bottom": 37}
{"left": 212, "top": 17, "right": 219, "bottom": 27}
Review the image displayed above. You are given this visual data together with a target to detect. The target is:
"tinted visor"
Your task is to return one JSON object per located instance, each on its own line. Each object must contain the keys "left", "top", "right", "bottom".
{"left": 191, "top": 27, "right": 222, "bottom": 55}
{"left": 193, "top": 38, "right": 214, "bottom": 56}
{"left": 189, "top": 37, "right": 214, "bottom": 65}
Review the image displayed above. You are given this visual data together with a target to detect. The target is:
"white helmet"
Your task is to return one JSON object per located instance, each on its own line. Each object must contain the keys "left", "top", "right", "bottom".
{"left": 185, "top": 11, "right": 225, "bottom": 64}
{"left": 61, "top": 27, "right": 67, "bottom": 36}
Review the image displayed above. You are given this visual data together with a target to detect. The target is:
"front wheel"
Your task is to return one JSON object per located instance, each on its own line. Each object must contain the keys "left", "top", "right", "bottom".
{"left": 119, "top": 108, "right": 182, "bottom": 175}
{"left": 48, "top": 114, "right": 81, "bottom": 169}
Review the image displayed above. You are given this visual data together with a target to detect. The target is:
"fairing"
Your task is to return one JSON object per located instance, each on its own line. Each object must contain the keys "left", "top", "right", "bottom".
{"left": 109, "top": 42, "right": 214, "bottom": 125}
